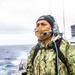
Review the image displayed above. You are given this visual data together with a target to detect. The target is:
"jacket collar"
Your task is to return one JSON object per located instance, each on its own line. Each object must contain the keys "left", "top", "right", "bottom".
{"left": 38, "top": 34, "right": 62, "bottom": 48}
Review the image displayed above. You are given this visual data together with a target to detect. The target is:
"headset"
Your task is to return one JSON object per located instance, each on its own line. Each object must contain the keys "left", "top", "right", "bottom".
{"left": 42, "top": 15, "right": 60, "bottom": 38}
{"left": 47, "top": 15, "right": 60, "bottom": 35}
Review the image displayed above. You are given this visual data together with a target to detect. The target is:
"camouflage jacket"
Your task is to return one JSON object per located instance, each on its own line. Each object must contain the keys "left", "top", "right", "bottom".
{"left": 26, "top": 35, "right": 75, "bottom": 75}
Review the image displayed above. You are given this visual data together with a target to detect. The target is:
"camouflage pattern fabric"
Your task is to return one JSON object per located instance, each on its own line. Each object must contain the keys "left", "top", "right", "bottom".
{"left": 26, "top": 35, "right": 75, "bottom": 75}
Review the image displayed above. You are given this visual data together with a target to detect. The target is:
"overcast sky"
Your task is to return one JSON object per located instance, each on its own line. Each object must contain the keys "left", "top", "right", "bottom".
{"left": 0, "top": 0, "right": 75, "bottom": 45}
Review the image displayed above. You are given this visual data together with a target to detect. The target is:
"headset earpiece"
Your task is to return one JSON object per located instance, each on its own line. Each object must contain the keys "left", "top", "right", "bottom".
{"left": 52, "top": 22, "right": 60, "bottom": 34}
{"left": 47, "top": 15, "right": 60, "bottom": 34}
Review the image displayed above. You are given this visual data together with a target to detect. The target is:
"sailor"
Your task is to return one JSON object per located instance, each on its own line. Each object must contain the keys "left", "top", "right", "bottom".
{"left": 26, "top": 15, "right": 75, "bottom": 75}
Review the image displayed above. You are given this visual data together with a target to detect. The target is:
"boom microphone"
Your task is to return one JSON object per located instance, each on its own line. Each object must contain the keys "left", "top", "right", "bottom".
{"left": 43, "top": 30, "right": 52, "bottom": 35}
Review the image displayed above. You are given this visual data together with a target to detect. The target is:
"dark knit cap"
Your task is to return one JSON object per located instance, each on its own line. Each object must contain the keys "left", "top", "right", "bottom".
{"left": 36, "top": 15, "right": 55, "bottom": 27}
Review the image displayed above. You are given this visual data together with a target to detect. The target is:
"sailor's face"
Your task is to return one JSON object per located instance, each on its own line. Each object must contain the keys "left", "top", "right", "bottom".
{"left": 35, "top": 20, "right": 52, "bottom": 40}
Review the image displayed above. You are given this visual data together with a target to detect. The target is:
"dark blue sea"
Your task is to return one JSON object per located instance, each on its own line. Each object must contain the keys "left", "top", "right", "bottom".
{"left": 0, "top": 45, "right": 34, "bottom": 75}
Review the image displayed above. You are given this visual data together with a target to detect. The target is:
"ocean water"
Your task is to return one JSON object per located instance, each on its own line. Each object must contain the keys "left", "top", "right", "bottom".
{"left": 0, "top": 45, "right": 34, "bottom": 75}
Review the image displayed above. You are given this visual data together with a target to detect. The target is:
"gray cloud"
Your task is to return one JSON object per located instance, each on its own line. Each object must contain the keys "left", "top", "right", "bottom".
{"left": 0, "top": 0, "right": 75, "bottom": 39}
